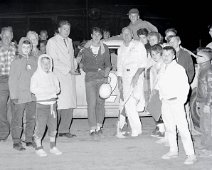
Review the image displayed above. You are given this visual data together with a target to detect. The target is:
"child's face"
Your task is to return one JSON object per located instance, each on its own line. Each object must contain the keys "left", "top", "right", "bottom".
{"left": 41, "top": 58, "right": 51, "bottom": 73}
{"left": 22, "top": 44, "right": 31, "bottom": 56}
{"left": 139, "top": 35, "right": 148, "bottom": 44}
{"left": 162, "top": 50, "right": 175, "bottom": 65}
{"left": 149, "top": 36, "right": 159, "bottom": 46}
{"left": 40, "top": 32, "right": 48, "bottom": 41}
{"left": 91, "top": 31, "right": 102, "bottom": 44}
{"left": 151, "top": 51, "right": 161, "bottom": 62}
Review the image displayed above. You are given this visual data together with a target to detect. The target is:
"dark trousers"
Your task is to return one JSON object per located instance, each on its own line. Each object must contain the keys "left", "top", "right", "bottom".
{"left": 34, "top": 103, "right": 57, "bottom": 139}
{"left": 199, "top": 103, "right": 212, "bottom": 150}
{"left": 11, "top": 101, "right": 36, "bottom": 144}
{"left": 85, "top": 79, "right": 105, "bottom": 129}
{"left": 58, "top": 108, "right": 73, "bottom": 133}
{"left": 0, "top": 76, "right": 10, "bottom": 140}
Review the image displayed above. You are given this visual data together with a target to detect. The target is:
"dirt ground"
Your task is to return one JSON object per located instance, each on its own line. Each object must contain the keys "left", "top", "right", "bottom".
{"left": 0, "top": 116, "right": 212, "bottom": 170}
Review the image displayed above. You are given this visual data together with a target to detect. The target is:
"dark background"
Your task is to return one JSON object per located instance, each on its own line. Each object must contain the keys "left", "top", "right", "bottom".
{"left": 0, "top": 0, "right": 211, "bottom": 51}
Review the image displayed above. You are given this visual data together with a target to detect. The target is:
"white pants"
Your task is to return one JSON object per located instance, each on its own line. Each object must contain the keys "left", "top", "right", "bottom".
{"left": 122, "top": 71, "right": 143, "bottom": 135}
{"left": 162, "top": 99, "right": 195, "bottom": 155}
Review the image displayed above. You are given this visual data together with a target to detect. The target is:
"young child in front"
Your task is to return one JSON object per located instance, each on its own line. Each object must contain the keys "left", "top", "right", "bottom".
{"left": 9, "top": 37, "right": 37, "bottom": 151}
{"left": 31, "top": 54, "right": 61, "bottom": 157}
{"left": 157, "top": 46, "right": 196, "bottom": 165}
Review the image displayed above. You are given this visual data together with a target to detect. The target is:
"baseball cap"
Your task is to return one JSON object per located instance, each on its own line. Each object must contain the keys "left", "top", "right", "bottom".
{"left": 128, "top": 8, "right": 139, "bottom": 15}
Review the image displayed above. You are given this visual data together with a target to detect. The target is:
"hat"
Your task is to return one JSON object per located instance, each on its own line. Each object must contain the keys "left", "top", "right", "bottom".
{"left": 128, "top": 8, "right": 139, "bottom": 15}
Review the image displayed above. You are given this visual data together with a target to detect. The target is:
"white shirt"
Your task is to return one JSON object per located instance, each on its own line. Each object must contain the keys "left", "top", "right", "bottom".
{"left": 117, "top": 40, "right": 147, "bottom": 78}
{"left": 158, "top": 60, "right": 189, "bottom": 103}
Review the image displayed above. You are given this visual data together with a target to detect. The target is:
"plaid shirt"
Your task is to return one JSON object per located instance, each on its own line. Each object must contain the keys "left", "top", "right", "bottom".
{"left": 0, "top": 43, "right": 16, "bottom": 76}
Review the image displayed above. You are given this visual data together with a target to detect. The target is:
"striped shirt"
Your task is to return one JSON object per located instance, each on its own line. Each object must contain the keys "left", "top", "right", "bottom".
{"left": 0, "top": 44, "right": 16, "bottom": 76}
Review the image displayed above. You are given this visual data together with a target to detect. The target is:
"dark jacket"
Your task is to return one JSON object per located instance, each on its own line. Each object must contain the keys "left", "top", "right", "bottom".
{"left": 176, "top": 48, "right": 195, "bottom": 84}
{"left": 196, "top": 62, "right": 212, "bottom": 104}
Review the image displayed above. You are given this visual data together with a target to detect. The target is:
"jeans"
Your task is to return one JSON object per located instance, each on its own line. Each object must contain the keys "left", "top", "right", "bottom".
{"left": 11, "top": 101, "right": 36, "bottom": 144}
{"left": 85, "top": 79, "right": 105, "bottom": 129}
{"left": 58, "top": 108, "right": 73, "bottom": 133}
{"left": 34, "top": 103, "right": 57, "bottom": 139}
{"left": 0, "top": 76, "right": 10, "bottom": 140}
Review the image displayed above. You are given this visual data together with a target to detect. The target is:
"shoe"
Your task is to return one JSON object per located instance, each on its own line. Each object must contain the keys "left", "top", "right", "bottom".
{"left": 50, "top": 147, "right": 62, "bottom": 155}
{"left": 157, "top": 132, "right": 165, "bottom": 138}
{"left": 162, "top": 151, "right": 178, "bottom": 160}
{"left": 36, "top": 149, "right": 47, "bottom": 157}
{"left": 151, "top": 127, "right": 160, "bottom": 137}
{"left": 89, "top": 130, "right": 96, "bottom": 137}
{"left": 184, "top": 155, "right": 197, "bottom": 165}
{"left": 13, "top": 143, "right": 26, "bottom": 151}
{"left": 58, "top": 133, "right": 76, "bottom": 138}
{"left": 26, "top": 141, "right": 36, "bottom": 148}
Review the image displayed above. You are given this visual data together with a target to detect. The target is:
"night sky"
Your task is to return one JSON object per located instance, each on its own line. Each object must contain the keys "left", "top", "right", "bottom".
{"left": 0, "top": 0, "right": 211, "bottom": 51}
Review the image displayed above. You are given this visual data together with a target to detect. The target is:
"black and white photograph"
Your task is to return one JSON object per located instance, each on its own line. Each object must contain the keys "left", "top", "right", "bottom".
{"left": 0, "top": 0, "right": 211, "bottom": 169}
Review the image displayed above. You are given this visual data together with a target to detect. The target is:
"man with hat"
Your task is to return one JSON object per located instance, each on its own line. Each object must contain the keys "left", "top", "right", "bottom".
{"left": 196, "top": 47, "right": 212, "bottom": 156}
{"left": 127, "top": 8, "right": 158, "bottom": 40}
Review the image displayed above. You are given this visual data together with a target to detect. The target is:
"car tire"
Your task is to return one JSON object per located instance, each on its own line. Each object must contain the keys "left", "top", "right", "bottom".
{"left": 189, "top": 88, "right": 200, "bottom": 130}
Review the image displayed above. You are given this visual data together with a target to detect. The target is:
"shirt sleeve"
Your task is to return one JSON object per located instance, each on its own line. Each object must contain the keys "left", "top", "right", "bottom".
{"left": 137, "top": 42, "right": 147, "bottom": 69}
{"left": 9, "top": 60, "right": 19, "bottom": 99}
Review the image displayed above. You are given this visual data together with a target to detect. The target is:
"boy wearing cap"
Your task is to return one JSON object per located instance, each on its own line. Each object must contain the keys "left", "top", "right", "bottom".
{"left": 196, "top": 48, "right": 212, "bottom": 156}
{"left": 127, "top": 8, "right": 158, "bottom": 40}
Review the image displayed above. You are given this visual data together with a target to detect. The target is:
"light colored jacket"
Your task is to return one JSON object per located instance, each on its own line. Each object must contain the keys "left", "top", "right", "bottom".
{"left": 157, "top": 60, "right": 189, "bottom": 103}
{"left": 30, "top": 54, "right": 60, "bottom": 104}
{"left": 46, "top": 34, "right": 76, "bottom": 109}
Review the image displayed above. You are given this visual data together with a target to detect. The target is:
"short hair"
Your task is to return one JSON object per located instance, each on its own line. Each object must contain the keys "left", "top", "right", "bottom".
{"left": 148, "top": 32, "right": 161, "bottom": 41}
{"left": 165, "top": 28, "right": 177, "bottom": 36}
{"left": 122, "top": 27, "right": 132, "bottom": 34}
{"left": 22, "top": 40, "right": 32, "bottom": 45}
{"left": 167, "top": 35, "right": 181, "bottom": 43}
{"left": 163, "top": 46, "right": 176, "bottom": 56}
{"left": 27, "top": 31, "right": 39, "bottom": 40}
{"left": 91, "top": 27, "right": 102, "bottom": 35}
{"left": 150, "top": 44, "right": 163, "bottom": 54}
{"left": 58, "top": 20, "right": 71, "bottom": 28}
{"left": 1, "top": 26, "right": 13, "bottom": 35}
{"left": 137, "top": 28, "right": 149, "bottom": 37}
{"left": 40, "top": 30, "right": 48, "bottom": 35}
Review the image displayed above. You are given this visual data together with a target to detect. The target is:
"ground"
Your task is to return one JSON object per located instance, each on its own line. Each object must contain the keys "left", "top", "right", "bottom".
{"left": 0, "top": 117, "right": 212, "bottom": 170}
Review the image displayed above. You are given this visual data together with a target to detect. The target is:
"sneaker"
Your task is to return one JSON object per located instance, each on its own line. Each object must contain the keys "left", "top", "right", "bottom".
{"left": 26, "top": 141, "right": 36, "bottom": 148}
{"left": 58, "top": 133, "right": 76, "bottom": 138}
{"left": 157, "top": 132, "right": 165, "bottom": 138}
{"left": 96, "top": 129, "right": 104, "bottom": 137}
{"left": 162, "top": 151, "right": 178, "bottom": 160}
{"left": 184, "top": 155, "right": 197, "bottom": 165}
{"left": 13, "top": 143, "right": 26, "bottom": 151}
{"left": 151, "top": 127, "right": 160, "bottom": 137}
{"left": 89, "top": 130, "right": 96, "bottom": 137}
{"left": 36, "top": 149, "right": 47, "bottom": 157}
{"left": 50, "top": 147, "right": 62, "bottom": 155}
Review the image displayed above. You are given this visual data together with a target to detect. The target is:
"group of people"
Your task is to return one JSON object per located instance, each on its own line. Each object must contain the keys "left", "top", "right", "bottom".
{"left": 0, "top": 21, "right": 78, "bottom": 157}
{"left": 114, "top": 8, "right": 212, "bottom": 165}
{"left": 0, "top": 7, "right": 211, "bottom": 165}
